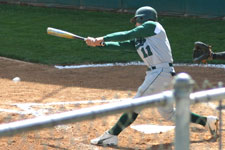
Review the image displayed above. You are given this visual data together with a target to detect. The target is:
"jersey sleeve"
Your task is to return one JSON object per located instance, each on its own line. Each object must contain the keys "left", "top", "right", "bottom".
{"left": 104, "top": 21, "right": 157, "bottom": 42}
{"left": 103, "top": 40, "right": 136, "bottom": 51}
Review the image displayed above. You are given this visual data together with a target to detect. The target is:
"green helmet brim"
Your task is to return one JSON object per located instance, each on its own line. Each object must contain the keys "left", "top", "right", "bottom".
{"left": 130, "top": 14, "right": 144, "bottom": 23}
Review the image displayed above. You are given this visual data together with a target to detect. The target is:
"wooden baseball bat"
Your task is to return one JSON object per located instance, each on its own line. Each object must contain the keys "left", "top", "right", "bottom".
{"left": 47, "top": 27, "right": 85, "bottom": 41}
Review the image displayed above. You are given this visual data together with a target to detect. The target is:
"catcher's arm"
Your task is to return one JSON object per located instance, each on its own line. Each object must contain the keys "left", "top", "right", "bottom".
{"left": 193, "top": 41, "right": 213, "bottom": 63}
{"left": 212, "top": 51, "right": 225, "bottom": 60}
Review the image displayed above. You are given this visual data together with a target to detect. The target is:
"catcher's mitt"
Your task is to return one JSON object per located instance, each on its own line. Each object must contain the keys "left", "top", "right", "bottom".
{"left": 193, "top": 41, "right": 213, "bottom": 63}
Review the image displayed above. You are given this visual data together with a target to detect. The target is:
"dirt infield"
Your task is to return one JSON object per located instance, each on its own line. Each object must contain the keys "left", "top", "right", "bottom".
{"left": 0, "top": 57, "right": 225, "bottom": 150}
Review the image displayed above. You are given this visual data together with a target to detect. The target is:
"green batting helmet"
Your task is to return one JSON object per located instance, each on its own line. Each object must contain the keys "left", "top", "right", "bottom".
{"left": 130, "top": 6, "right": 158, "bottom": 23}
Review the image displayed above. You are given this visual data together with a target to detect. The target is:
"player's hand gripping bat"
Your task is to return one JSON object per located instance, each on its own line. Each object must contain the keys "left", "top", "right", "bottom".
{"left": 47, "top": 27, "right": 85, "bottom": 41}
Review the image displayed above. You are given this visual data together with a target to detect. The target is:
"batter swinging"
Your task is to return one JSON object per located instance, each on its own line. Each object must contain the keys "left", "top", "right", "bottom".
{"left": 85, "top": 6, "right": 218, "bottom": 146}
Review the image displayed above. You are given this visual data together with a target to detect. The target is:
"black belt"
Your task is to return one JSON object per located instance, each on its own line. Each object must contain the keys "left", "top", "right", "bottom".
{"left": 147, "top": 63, "right": 173, "bottom": 71}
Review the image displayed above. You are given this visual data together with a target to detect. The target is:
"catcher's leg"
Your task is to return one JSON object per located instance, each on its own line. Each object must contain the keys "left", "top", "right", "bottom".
{"left": 212, "top": 52, "right": 225, "bottom": 60}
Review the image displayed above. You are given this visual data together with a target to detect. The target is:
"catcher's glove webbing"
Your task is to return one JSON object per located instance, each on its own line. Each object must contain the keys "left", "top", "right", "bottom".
{"left": 193, "top": 41, "right": 213, "bottom": 63}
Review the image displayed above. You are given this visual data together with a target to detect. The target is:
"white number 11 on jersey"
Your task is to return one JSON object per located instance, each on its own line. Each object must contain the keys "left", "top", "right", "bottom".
{"left": 141, "top": 45, "right": 152, "bottom": 58}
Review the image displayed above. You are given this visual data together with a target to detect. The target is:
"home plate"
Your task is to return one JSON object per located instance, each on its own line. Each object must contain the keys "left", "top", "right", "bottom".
{"left": 130, "top": 124, "right": 175, "bottom": 134}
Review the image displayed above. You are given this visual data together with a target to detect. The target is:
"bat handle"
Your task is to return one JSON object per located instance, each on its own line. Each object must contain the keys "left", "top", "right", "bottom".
{"left": 75, "top": 35, "right": 85, "bottom": 41}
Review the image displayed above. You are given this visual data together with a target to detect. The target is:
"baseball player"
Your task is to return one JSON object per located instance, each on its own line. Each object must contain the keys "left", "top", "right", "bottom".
{"left": 85, "top": 6, "right": 219, "bottom": 146}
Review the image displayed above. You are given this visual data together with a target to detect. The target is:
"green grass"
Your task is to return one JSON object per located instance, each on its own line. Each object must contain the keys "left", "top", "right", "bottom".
{"left": 161, "top": 16, "right": 225, "bottom": 64}
{"left": 0, "top": 4, "right": 225, "bottom": 65}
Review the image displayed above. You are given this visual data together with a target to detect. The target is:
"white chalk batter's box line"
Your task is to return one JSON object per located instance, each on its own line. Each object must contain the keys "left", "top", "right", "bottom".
{"left": 0, "top": 99, "right": 129, "bottom": 116}
{"left": 55, "top": 62, "right": 225, "bottom": 69}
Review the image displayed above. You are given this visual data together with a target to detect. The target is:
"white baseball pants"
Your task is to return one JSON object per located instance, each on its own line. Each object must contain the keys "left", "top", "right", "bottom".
{"left": 134, "top": 66, "right": 176, "bottom": 121}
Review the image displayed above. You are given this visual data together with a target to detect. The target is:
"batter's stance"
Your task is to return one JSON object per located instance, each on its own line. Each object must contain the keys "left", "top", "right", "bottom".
{"left": 85, "top": 6, "right": 218, "bottom": 146}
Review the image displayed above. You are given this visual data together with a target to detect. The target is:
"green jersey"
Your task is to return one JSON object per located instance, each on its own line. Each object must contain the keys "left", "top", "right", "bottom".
{"left": 103, "top": 21, "right": 173, "bottom": 67}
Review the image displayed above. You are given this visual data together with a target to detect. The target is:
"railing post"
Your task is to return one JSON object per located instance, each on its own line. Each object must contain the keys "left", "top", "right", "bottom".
{"left": 218, "top": 82, "right": 223, "bottom": 150}
{"left": 173, "top": 73, "right": 194, "bottom": 150}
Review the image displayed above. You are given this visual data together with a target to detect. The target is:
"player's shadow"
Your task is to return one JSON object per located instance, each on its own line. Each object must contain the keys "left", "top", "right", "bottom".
{"left": 107, "top": 135, "right": 219, "bottom": 150}
{"left": 146, "top": 143, "right": 173, "bottom": 150}
{"left": 105, "top": 143, "right": 174, "bottom": 150}
{"left": 190, "top": 126, "right": 206, "bottom": 133}
{"left": 191, "top": 135, "right": 219, "bottom": 143}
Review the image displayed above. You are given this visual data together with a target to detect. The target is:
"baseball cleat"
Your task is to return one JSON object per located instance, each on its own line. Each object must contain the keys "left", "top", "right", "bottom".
{"left": 91, "top": 131, "right": 118, "bottom": 146}
{"left": 205, "top": 116, "right": 219, "bottom": 137}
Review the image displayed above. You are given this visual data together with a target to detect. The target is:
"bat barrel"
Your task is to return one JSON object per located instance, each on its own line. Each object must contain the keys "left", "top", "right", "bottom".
{"left": 47, "top": 27, "right": 85, "bottom": 41}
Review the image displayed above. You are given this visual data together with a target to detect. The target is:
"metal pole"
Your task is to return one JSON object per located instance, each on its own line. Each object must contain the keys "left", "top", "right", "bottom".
{"left": 218, "top": 82, "right": 223, "bottom": 150}
{"left": 219, "top": 100, "right": 222, "bottom": 150}
{"left": 174, "top": 73, "right": 194, "bottom": 150}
